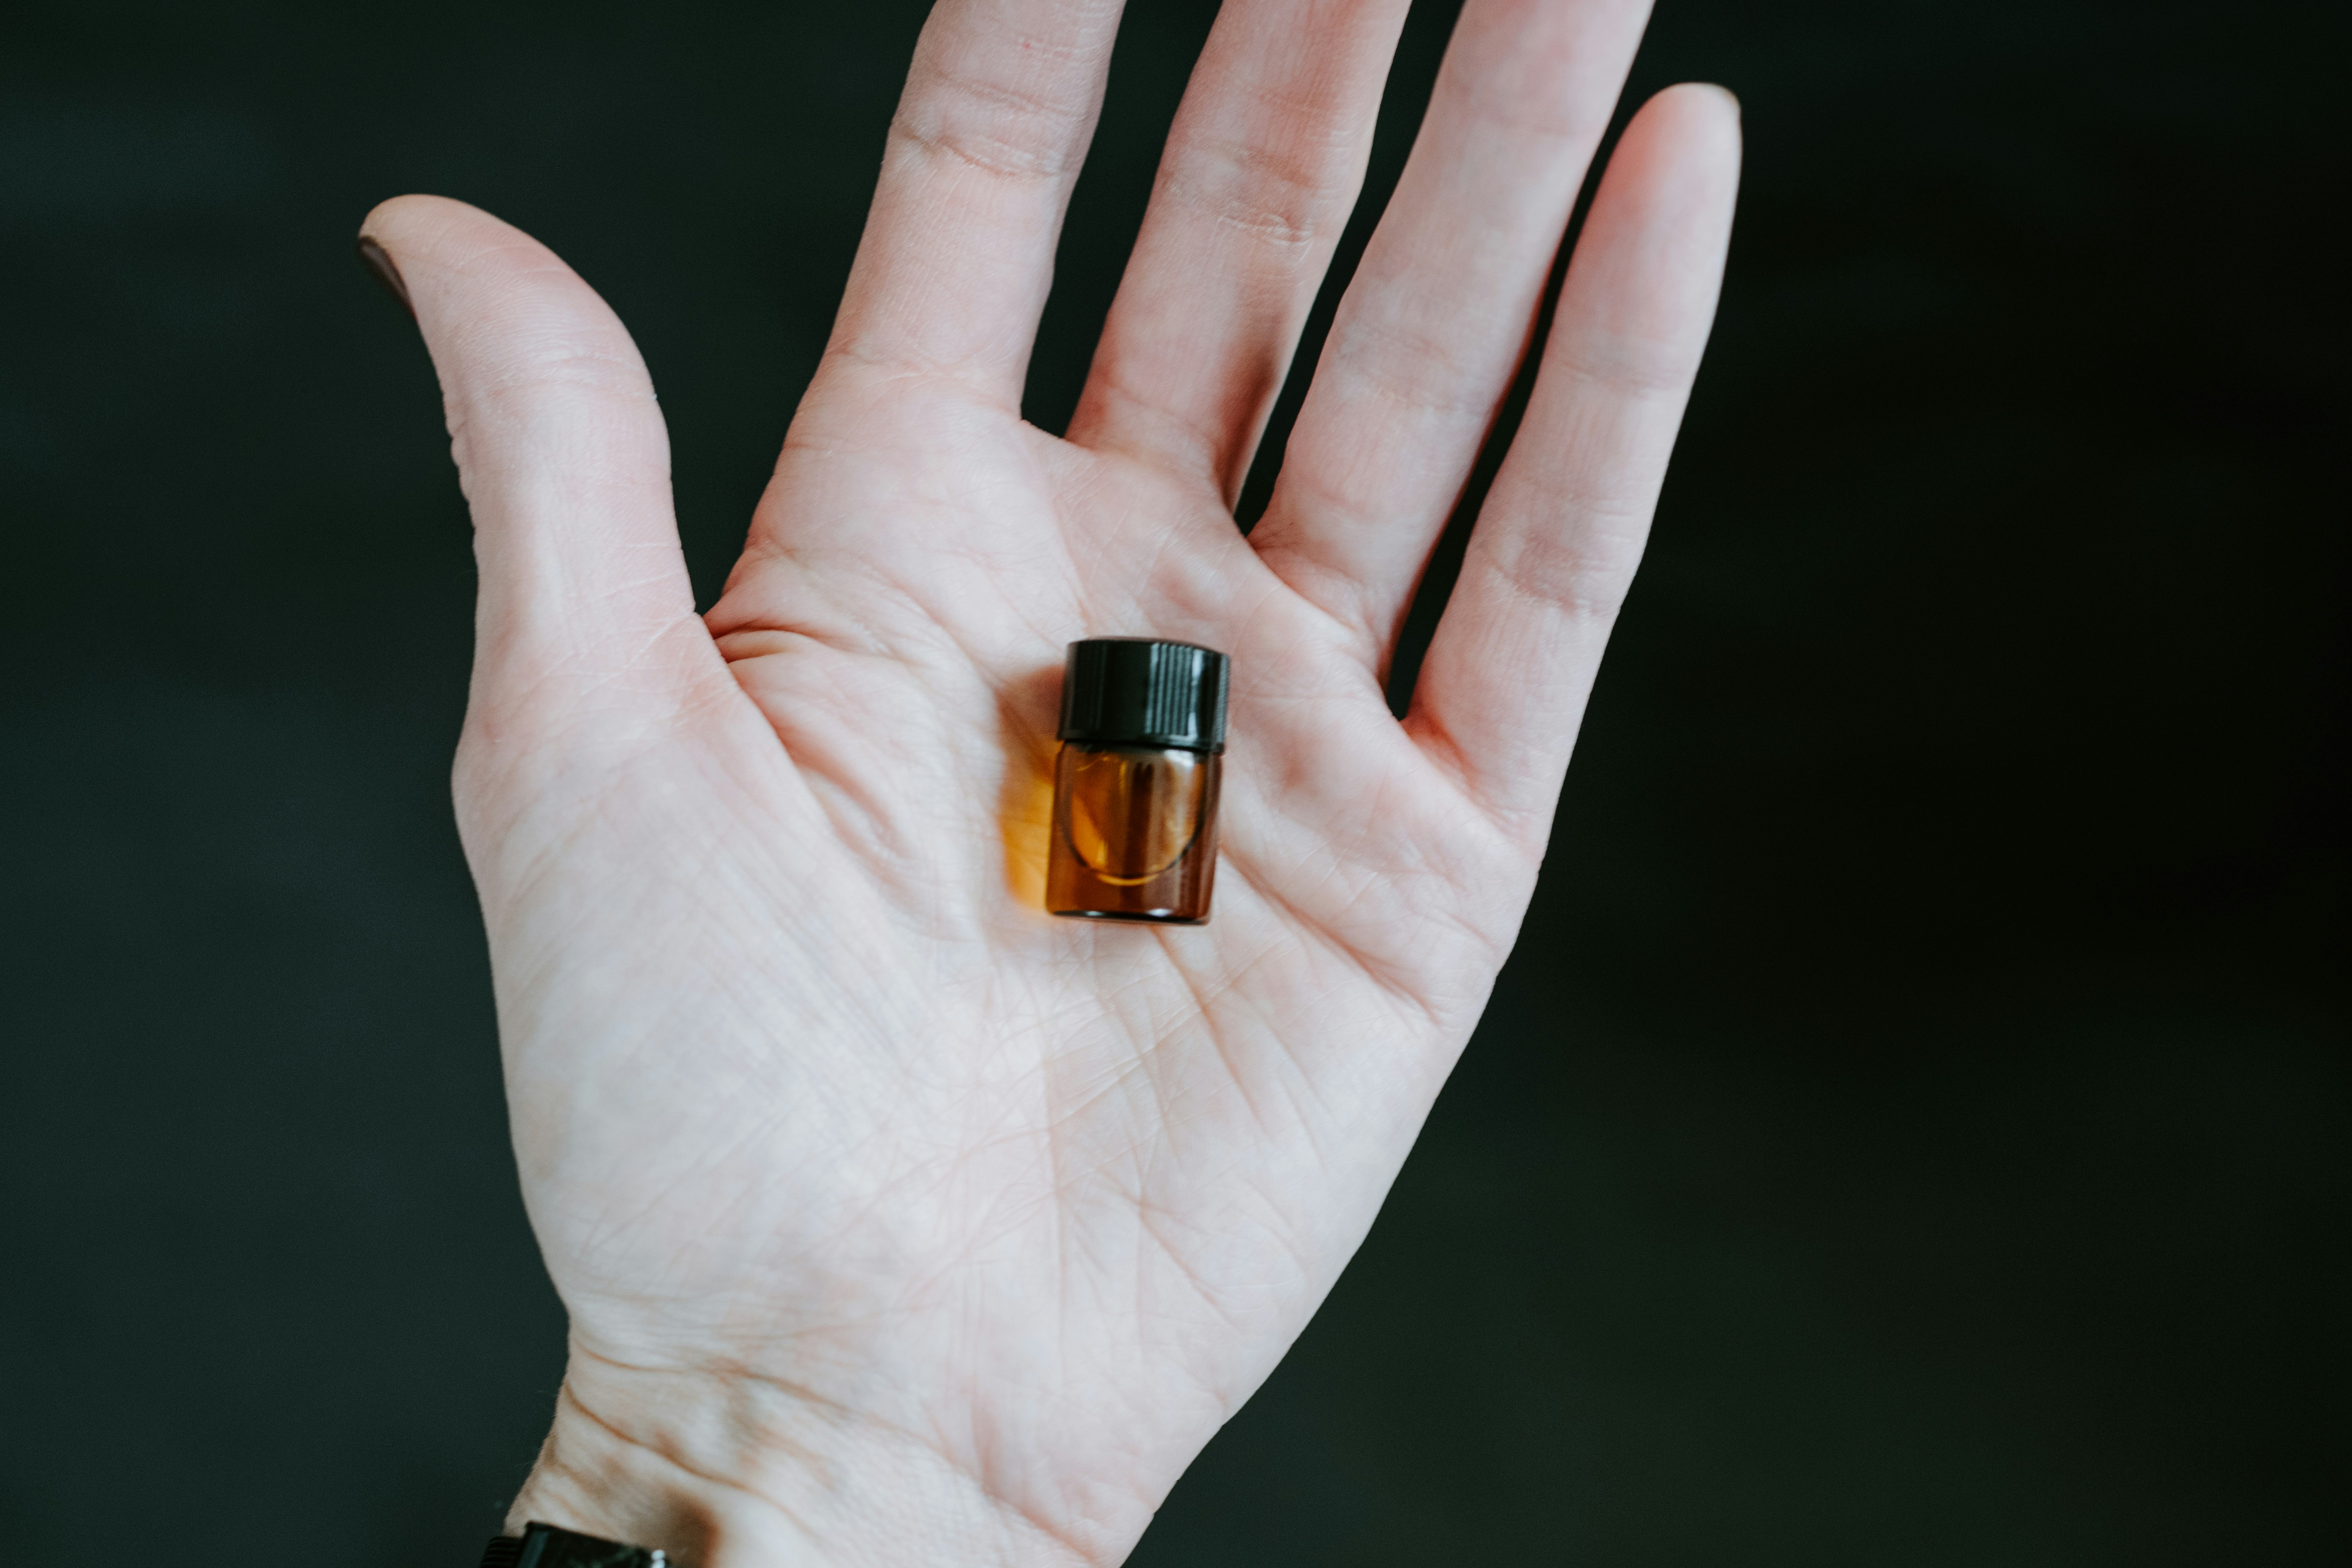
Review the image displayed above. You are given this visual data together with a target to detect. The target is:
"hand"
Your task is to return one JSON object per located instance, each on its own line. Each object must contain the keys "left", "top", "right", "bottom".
{"left": 360, "top": 0, "right": 1737, "bottom": 1562}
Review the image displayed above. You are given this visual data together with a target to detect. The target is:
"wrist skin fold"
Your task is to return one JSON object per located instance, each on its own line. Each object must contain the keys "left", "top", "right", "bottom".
{"left": 504, "top": 1348, "right": 1112, "bottom": 1568}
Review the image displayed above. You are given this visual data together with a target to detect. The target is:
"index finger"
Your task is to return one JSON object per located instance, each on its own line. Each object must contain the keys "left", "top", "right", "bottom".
{"left": 824, "top": 0, "right": 1127, "bottom": 401}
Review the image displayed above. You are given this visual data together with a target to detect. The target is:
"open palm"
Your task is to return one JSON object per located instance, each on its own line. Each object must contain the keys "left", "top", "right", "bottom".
{"left": 363, "top": 1, "right": 1736, "bottom": 1563}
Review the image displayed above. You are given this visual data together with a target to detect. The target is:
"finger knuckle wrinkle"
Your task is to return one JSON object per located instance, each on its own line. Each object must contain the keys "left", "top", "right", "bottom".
{"left": 893, "top": 64, "right": 1094, "bottom": 182}
{"left": 1331, "top": 318, "right": 1496, "bottom": 416}
{"left": 890, "top": 119, "right": 1072, "bottom": 183}
{"left": 1554, "top": 334, "right": 1699, "bottom": 401}
{"left": 1161, "top": 136, "right": 1350, "bottom": 253}
{"left": 1089, "top": 377, "right": 1226, "bottom": 476}
{"left": 470, "top": 342, "right": 648, "bottom": 409}
{"left": 1490, "top": 536, "right": 1635, "bottom": 623}
{"left": 1457, "top": 91, "right": 1610, "bottom": 150}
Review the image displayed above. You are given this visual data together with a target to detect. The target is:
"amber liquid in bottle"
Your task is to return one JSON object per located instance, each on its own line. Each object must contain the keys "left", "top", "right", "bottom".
{"left": 1047, "top": 742, "right": 1221, "bottom": 922}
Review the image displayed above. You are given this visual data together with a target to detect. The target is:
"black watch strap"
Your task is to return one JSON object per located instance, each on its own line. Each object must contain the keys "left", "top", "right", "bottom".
{"left": 479, "top": 1521, "right": 667, "bottom": 1568}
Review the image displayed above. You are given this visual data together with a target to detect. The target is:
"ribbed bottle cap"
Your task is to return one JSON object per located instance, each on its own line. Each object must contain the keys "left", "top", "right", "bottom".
{"left": 1057, "top": 638, "right": 1229, "bottom": 753}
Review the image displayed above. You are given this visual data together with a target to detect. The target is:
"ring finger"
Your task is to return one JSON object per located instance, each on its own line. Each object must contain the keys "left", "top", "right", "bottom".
{"left": 1249, "top": 0, "right": 1656, "bottom": 670}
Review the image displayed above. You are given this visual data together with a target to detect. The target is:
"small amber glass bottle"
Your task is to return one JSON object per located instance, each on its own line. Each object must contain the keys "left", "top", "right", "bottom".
{"left": 1047, "top": 638, "right": 1229, "bottom": 924}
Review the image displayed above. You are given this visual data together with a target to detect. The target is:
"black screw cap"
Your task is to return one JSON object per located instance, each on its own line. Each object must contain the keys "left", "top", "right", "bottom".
{"left": 1057, "top": 638, "right": 1229, "bottom": 754}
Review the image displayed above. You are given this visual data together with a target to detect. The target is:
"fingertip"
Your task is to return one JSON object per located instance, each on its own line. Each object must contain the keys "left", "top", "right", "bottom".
{"left": 358, "top": 192, "right": 483, "bottom": 244}
{"left": 1606, "top": 84, "right": 1744, "bottom": 216}
{"left": 357, "top": 195, "right": 550, "bottom": 291}
{"left": 1679, "top": 82, "right": 1741, "bottom": 123}
{"left": 1640, "top": 83, "right": 1745, "bottom": 164}
{"left": 355, "top": 233, "right": 414, "bottom": 318}
{"left": 355, "top": 196, "right": 471, "bottom": 322}
{"left": 355, "top": 196, "right": 459, "bottom": 318}
{"left": 353, "top": 196, "right": 620, "bottom": 356}
{"left": 356, "top": 193, "right": 408, "bottom": 245}
{"left": 1636, "top": 81, "right": 1741, "bottom": 134}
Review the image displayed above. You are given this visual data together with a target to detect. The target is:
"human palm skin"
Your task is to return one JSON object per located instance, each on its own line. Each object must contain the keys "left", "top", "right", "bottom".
{"left": 362, "top": 0, "right": 1737, "bottom": 1563}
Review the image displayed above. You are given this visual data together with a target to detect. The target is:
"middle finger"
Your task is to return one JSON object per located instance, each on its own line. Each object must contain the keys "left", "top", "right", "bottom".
{"left": 1063, "top": 0, "right": 1415, "bottom": 504}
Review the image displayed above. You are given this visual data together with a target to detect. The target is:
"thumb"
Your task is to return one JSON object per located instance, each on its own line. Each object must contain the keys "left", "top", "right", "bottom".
{"left": 359, "top": 195, "right": 715, "bottom": 747}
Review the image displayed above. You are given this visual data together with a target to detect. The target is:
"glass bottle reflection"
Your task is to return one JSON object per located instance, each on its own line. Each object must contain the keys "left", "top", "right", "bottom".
{"left": 1046, "top": 636, "right": 1228, "bottom": 923}
{"left": 1048, "top": 742, "right": 1220, "bottom": 922}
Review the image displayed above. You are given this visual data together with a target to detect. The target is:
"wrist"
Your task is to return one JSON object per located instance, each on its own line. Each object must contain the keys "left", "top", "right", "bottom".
{"left": 505, "top": 1348, "right": 1098, "bottom": 1568}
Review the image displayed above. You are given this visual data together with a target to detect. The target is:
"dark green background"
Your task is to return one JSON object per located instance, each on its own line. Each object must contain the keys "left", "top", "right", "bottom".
{"left": 1, "top": 1, "right": 2342, "bottom": 1563}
